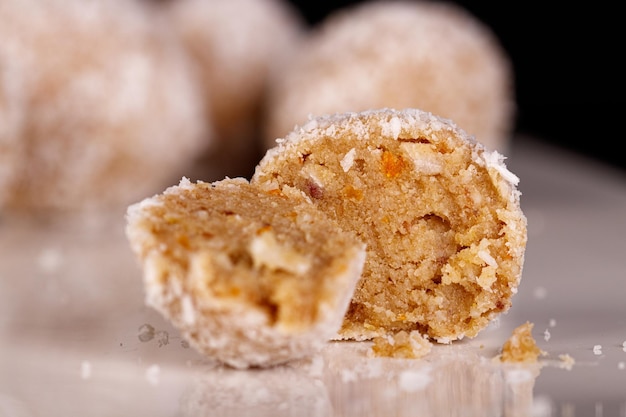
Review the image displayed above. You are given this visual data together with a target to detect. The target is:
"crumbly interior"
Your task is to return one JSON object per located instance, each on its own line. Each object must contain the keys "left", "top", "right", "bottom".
{"left": 252, "top": 109, "right": 527, "bottom": 342}
{"left": 130, "top": 179, "right": 362, "bottom": 333}
{"left": 499, "top": 322, "right": 544, "bottom": 363}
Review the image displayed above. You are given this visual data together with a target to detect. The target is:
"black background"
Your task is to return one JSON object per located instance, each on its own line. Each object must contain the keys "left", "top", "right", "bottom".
{"left": 286, "top": 1, "right": 623, "bottom": 172}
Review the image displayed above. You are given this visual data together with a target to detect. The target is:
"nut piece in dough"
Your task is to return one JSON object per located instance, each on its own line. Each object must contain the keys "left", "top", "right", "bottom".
{"left": 125, "top": 177, "right": 366, "bottom": 369}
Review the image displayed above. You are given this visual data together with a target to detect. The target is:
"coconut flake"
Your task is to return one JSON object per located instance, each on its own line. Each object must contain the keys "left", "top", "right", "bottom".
{"left": 477, "top": 249, "right": 497, "bottom": 267}
{"left": 340, "top": 148, "right": 356, "bottom": 172}
{"left": 484, "top": 150, "right": 519, "bottom": 185}
{"left": 249, "top": 229, "right": 311, "bottom": 275}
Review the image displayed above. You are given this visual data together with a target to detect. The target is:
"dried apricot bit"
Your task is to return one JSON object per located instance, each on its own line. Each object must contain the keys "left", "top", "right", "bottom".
{"left": 343, "top": 185, "right": 363, "bottom": 201}
{"left": 381, "top": 150, "right": 405, "bottom": 178}
{"left": 266, "top": 188, "right": 283, "bottom": 196}
{"left": 256, "top": 224, "right": 272, "bottom": 235}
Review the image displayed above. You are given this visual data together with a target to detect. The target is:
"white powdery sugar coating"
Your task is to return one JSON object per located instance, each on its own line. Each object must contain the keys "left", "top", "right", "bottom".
{"left": 593, "top": 345, "right": 602, "bottom": 355}
{"left": 618, "top": 362, "right": 625, "bottom": 370}
{"left": 177, "top": 176, "right": 195, "bottom": 190}
{"left": 382, "top": 116, "right": 403, "bottom": 139}
{"left": 549, "top": 318, "right": 557, "bottom": 328}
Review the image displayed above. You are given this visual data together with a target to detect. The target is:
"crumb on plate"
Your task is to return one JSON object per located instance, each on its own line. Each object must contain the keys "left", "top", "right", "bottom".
{"left": 499, "top": 321, "right": 545, "bottom": 363}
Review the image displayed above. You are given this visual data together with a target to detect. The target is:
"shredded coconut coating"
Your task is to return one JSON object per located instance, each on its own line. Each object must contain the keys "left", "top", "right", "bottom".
{"left": 252, "top": 108, "right": 527, "bottom": 343}
{"left": 263, "top": 0, "right": 514, "bottom": 153}
{"left": 499, "top": 322, "right": 544, "bottom": 363}
{"left": 125, "top": 177, "right": 366, "bottom": 369}
{"left": 0, "top": 0, "right": 210, "bottom": 211}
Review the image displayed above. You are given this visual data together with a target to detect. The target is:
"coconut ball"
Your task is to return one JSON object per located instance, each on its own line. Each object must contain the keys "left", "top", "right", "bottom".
{"left": 0, "top": 0, "right": 211, "bottom": 212}
{"left": 262, "top": 0, "right": 515, "bottom": 153}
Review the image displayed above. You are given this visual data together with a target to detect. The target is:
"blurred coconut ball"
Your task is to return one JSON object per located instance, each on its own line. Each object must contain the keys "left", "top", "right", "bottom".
{"left": 160, "top": 0, "right": 307, "bottom": 179}
{"left": 0, "top": 0, "right": 211, "bottom": 213}
{"left": 262, "top": 0, "right": 516, "bottom": 153}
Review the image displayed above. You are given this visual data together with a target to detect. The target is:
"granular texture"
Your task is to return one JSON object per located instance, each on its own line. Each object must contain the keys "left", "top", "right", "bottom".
{"left": 253, "top": 108, "right": 527, "bottom": 343}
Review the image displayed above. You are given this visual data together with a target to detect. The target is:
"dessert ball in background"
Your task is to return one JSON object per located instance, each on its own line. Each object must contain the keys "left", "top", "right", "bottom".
{"left": 160, "top": 0, "right": 306, "bottom": 179}
{"left": 262, "top": 0, "right": 515, "bottom": 153}
{"left": 0, "top": 0, "right": 211, "bottom": 213}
